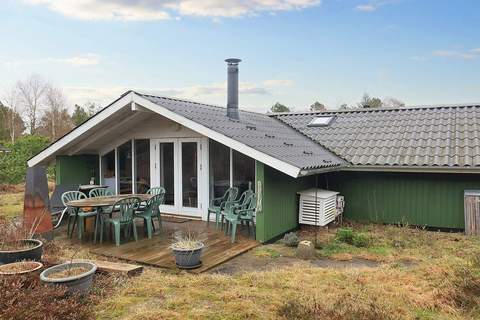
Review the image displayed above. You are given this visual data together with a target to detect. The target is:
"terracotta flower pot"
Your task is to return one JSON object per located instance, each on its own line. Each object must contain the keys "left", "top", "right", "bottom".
{"left": 0, "top": 261, "right": 43, "bottom": 275}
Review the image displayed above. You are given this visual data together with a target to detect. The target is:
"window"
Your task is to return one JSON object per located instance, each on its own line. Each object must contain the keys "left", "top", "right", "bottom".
{"left": 159, "top": 142, "right": 175, "bottom": 205}
{"left": 117, "top": 141, "right": 133, "bottom": 194}
{"left": 307, "top": 116, "right": 334, "bottom": 127}
{"left": 182, "top": 142, "right": 198, "bottom": 208}
{"left": 209, "top": 140, "right": 230, "bottom": 200}
{"left": 134, "top": 139, "right": 150, "bottom": 194}
{"left": 101, "top": 150, "right": 115, "bottom": 192}
{"left": 233, "top": 150, "right": 255, "bottom": 196}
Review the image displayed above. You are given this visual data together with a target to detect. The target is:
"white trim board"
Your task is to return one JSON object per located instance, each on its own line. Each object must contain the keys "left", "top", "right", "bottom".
{"left": 28, "top": 91, "right": 302, "bottom": 178}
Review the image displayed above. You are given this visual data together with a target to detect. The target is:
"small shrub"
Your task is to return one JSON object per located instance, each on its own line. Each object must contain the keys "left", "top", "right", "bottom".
{"left": 336, "top": 228, "right": 354, "bottom": 244}
{"left": 282, "top": 232, "right": 300, "bottom": 247}
{"left": 352, "top": 232, "right": 370, "bottom": 248}
{"left": 0, "top": 274, "right": 93, "bottom": 320}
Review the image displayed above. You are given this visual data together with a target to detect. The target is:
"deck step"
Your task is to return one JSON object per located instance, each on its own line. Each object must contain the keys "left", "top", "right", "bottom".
{"left": 71, "top": 259, "right": 143, "bottom": 276}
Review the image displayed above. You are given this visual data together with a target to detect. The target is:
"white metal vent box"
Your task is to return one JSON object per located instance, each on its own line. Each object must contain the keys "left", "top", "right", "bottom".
{"left": 297, "top": 189, "right": 340, "bottom": 226}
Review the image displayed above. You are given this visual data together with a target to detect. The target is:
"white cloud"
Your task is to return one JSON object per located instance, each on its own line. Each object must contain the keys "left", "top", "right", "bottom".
{"left": 433, "top": 49, "right": 479, "bottom": 60}
{"left": 355, "top": 0, "right": 398, "bottom": 12}
{"left": 24, "top": 0, "right": 320, "bottom": 21}
{"left": 50, "top": 53, "right": 101, "bottom": 66}
{"left": 63, "top": 79, "right": 293, "bottom": 107}
{"left": 262, "top": 79, "right": 294, "bottom": 87}
{"left": 356, "top": 4, "right": 376, "bottom": 11}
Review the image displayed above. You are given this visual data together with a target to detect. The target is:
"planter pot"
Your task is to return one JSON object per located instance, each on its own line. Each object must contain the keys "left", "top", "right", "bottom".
{"left": 171, "top": 243, "right": 204, "bottom": 269}
{"left": 0, "top": 239, "right": 43, "bottom": 264}
{"left": 0, "top": 261, "right": 43, "bottom": 275}
{"left": 40, "top": 261, "right": 97, "bottom": 294}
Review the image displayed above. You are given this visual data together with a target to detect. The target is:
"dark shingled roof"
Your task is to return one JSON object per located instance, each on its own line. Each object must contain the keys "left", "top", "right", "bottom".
{"left": 272, "top": 104, "right": 480, "bottom": 168}
{"left": 139, "top": 93, "right": 347, "bottom": 172}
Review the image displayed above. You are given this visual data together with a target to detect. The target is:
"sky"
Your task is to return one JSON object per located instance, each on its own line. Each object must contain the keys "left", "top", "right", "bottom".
{"left": 0, "top": 0, "right": 479, "bottom": 113}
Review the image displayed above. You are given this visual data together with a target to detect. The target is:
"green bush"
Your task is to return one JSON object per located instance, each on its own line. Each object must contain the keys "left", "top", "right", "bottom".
{"left": 0, "top": 135, "right": 50, "bottom": 184}
{"left": 335, "top": 228, "right": 354, "bottom": 244}
{"left": 352, "top": 232, "right": 371, "bottom": 247}
{"left": 282, "top": 232, "right": 300, "bottom": 247}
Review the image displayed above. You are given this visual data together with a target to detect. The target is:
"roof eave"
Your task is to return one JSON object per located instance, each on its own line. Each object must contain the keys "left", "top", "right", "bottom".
{"left": 341, "top": 165, "right": 480, "bottom": 174}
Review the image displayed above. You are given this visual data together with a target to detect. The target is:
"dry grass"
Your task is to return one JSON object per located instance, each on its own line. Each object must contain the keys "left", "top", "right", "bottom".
{"left": 0, "top": 188, "right": 479, "bottom": 319}
{"left": 0, "top": 192, "right": 23, "bottom": 219}
{"left": 95, "top": 225, "right": 480, "bottom": 320}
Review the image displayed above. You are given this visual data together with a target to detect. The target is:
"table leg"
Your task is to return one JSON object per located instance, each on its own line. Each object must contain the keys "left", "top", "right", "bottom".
{"left": 93, "top": 207, "right": 103, "bottom": 244}
{"left": 69, "top": 208, "right": 79, "bottom": 239}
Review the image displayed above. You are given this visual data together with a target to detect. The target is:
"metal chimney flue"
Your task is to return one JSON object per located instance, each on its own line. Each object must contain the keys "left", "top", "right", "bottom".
{"left": 225, "top": 58, "right": 241, "bottom": 120}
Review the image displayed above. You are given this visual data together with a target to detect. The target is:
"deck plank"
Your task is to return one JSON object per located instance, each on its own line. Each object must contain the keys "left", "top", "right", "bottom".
{"left": 87, "top": 220, "right": 258, "bottom": 273}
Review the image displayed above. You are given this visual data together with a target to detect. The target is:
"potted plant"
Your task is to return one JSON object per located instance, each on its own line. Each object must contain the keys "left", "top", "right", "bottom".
{"left": 0, "top": 261, "right": 44, "bottom": 275}
{"left": 40, "top": 260, "right": 97, "bottom": 294}
{"left": 0, "top": 214, "right": 45, "bottom": 264}
{"left": 170, "top": 232, "right": 205, "bottom": 269}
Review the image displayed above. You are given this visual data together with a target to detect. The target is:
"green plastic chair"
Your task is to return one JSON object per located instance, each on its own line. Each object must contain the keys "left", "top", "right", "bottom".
{"left": 224, "top": 191, "right": 256, "bottom": 243}
{"left": 88, "top": 188, "right": 113, "bottom": 198}
{"left": 207, "top": 187, "right": 238, "bottom": 229}
{"left": 61, "top": 191, "right": 96, "bottom": 241}
{"left": 100, "top": 197, "right": 141, "bottom": 246}
{"left": 89, "top": 188, "right": 114, "bottom": 214}
{"left": 147, "top": 187, "right": 166, "bottom": 196}
{"left": 134, "top": 193, "right": 164, "bottom": 239}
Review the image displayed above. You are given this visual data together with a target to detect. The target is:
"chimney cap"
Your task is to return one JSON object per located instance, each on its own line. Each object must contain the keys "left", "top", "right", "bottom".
{"left": 225, "top": 58, "right": 242, "bottom": 64}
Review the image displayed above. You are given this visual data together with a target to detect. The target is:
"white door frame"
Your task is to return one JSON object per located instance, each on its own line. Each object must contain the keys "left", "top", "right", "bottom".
{"left": 150, "top": 138, "right": 204, "bottom": 217}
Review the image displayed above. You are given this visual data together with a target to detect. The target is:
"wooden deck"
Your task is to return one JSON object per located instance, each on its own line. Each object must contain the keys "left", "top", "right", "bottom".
{"left": 64, "top": 218, "right": 259, "bottom": 273}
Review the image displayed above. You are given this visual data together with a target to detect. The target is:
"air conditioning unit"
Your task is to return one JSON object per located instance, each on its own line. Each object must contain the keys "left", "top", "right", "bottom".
{"left": 297, "top": 189, "right": 342, "bottom": 226}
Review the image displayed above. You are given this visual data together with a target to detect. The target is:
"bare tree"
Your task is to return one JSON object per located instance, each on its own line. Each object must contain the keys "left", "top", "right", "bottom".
{"left": 16, "top": 75, "right": 48, "bottom": 134}
{"left": 38, "top": 86, "right": 73, "bottom": 141}
{"left": 382, "top": 97, "right": 405, "bottom": 108}
{"left": 2, "top": 86, "right": 24, "bottom": 143}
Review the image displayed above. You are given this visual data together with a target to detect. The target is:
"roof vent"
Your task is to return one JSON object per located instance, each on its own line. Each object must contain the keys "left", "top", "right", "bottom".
{"left": 225, "top": 58, "right": 241, "bottom": 120}
{"left": 308, "top": 116, "right": 335, "bottom": 127}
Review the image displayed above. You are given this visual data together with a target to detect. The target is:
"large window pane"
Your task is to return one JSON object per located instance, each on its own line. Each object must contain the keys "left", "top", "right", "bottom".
{"left": 118, "top": 141, "right": 133, "bottom": 194}
{"left": 134, "top": 139, "right": 150, "bottom": 194}
{"left": 233, "top": 150, "right": 255, "bottom": 196}
{"left": 101, "top": 150, "right": 115, "bottom": 192}
{"left": 209, "top": 140, "right": 230, "bottom": 200}
{"left": 182, "top": 142, "right": 198, "bottom": 208}
{"left": 159, "top": 142, "right": 175, "bottom": 205}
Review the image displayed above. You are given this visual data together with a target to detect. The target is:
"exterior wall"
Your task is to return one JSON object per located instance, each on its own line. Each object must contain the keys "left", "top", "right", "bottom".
{"left": 322, "top": 171, "right": 480, "bottom": 230}
{"left": 56, "top": 155, "right": 99, "bottom": 185}
{"left": 255, "top": 161, "right": 313, "bottom": 242}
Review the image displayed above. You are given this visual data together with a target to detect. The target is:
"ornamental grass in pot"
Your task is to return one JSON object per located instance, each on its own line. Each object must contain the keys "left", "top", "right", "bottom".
{"left": 0, "top": 213, "right": 45, "bottom": 264}
{"left": 170, "top": 232, "right": 205, "bottom": 269}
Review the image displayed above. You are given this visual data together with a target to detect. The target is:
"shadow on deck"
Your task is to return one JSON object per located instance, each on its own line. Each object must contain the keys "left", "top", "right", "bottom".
{"left": 59, "top": 217, "right": 259, "bottom": 273}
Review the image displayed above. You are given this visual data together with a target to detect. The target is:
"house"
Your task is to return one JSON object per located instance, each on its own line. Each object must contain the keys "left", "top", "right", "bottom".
{"left": 28, "top": 59, "right": 480, "bottom": 242}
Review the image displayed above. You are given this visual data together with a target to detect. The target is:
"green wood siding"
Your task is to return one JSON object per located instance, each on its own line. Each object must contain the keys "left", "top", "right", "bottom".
{"left": 323, "top": 171, "right": 480, "bottom": 229}
{"left": 255, "top": 161, "right": 313, "bottom": 242}
{"left": 56, "top": 155, "right": 99, "bottom": 186}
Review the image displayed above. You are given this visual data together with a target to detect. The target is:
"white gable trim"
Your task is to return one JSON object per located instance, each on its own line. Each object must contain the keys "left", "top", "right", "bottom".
{"left": 28, "top": 91, "right": 302, "bottom": 178}
{"left": 27, "top": 92, "right": 135, "bottom": 167}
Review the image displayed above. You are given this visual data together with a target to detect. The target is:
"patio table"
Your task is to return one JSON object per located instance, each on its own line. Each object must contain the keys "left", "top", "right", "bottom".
{"left": 66, "top": 194, "right": 153, "bottom": 244}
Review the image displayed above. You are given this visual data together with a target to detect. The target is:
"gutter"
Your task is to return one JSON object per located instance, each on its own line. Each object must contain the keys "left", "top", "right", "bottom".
{"left": 340, "top": 165, "right": 480, "bottom": 174}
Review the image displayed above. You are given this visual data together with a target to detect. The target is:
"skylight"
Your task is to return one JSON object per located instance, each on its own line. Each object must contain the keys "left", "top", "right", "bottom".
{"left": 308, "top": 116, "right": 334, "bottom": 127}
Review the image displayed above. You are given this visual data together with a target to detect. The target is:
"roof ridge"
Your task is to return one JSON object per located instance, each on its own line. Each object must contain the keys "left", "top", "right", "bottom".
{"left": 269, "top": 103, "right": 480, "bottom": 117}
{"left": 134, "top": 91, "right": 267, "bottom": 116}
